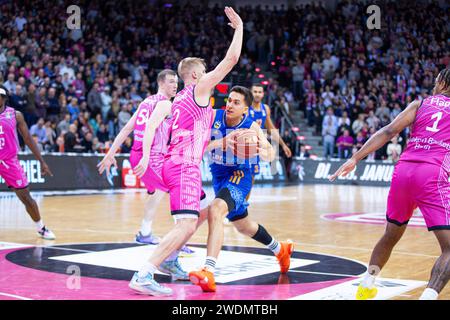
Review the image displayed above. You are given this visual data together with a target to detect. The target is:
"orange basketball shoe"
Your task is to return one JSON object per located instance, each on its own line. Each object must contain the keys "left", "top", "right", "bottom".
{"left": 276, "top": 240, "right": 294, "bottom": 274}
{"left": 189, "top": 268, "right": 216, "bottom": 292}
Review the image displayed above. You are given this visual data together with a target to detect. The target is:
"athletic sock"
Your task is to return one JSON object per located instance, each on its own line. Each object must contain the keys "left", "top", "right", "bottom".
{"left": 137, "top": 262, "right": 157, "bottom": 278}
{"left": 268, "top": 238, "right": 282, "bottom": 256}
{"left": 36, "top": 220, "right": 45, "bottom": 231}
{"left": 419, "top": 288, "right": 439, "bottom": 300}
{"left": 204, "top": 256, "right": 217, "bottom": 273}
{"left": 140, "top": 219, "right": 153, "bottom": 236}
{"left": 361, "top": 271, "right": 377, "bottom": 288}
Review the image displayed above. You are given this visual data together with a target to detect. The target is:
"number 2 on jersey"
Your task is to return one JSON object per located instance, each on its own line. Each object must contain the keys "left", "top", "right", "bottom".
{"left": 172, "top": 109, "right": 180, "bottom": 129}
{"left": 426, "top": 111, "right": 443, "bottom": 133}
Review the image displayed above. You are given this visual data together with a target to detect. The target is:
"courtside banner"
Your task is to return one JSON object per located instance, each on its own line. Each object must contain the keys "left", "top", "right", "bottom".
{"left": 0, "top": 153, "right": 287, "bottom": 191}
{"left": 290, "top": 158, "right": 396, "bottom": 187}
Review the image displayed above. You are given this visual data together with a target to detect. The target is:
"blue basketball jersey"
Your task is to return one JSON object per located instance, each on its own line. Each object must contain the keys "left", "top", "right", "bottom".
{"left": 247, "top": 104, "right": 268, "bottom": 175}
{"left": 209, "top": 109, "right": 256, "bottom": 177}
{"left": 248, "top": 103, "right": 268, "bottom": 129}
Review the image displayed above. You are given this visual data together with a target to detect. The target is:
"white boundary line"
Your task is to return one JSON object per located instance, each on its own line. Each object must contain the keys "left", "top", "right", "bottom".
{"left": 0, "top": 292, "right": 32, "bottom": 300}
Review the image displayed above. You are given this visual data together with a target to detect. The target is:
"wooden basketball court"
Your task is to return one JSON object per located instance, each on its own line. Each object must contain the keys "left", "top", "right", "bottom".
{"left": 1, "top": 184, "right": 449, "bottom": 300}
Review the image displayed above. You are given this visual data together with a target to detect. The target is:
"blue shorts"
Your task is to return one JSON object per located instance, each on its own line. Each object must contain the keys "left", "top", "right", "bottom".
{"left": 212, "top": 168, "right": 253, "bottom": 221}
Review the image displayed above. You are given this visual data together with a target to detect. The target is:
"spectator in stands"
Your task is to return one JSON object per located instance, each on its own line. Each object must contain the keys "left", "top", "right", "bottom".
{"left": 29, "top": 118, "right": 48, "bottom": 145}
{"left": 57, "top": 114, "right": 71, "bottom": 137}
{"left": 64, "top": 124, "right": 79, "bottom": 153}
{"left": 336, "top": 129, "right": 354, "bottom": 159}
{"left": 322, "top": 108, "right": 338, "bottom": 159}
{"left": 118, "top": 103, "right": 132, "bottom": 132}
{"left": 298, "top": 145, "right": 310, "bottom": 159}
{"left": 81, "top": 132, "right": 94, "bottom": 153}
{"left": 46, "top": 88, "right": 61, "bottom": 123}
{"left": 387, "top": 135, "right": 402, "bottom": 162}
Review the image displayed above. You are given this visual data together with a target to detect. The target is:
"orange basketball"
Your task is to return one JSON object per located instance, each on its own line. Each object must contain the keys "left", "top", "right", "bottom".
{"left": 231, "top": 129, "right": 259, "bottom": 159}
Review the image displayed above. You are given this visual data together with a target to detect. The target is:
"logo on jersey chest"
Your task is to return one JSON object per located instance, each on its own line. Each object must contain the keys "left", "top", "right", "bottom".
{"left": 213, "top": 120, "right": 222, "bottom": 129}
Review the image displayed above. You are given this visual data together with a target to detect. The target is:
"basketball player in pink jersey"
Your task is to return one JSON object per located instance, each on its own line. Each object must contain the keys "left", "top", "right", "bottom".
{"left": 129, "top": 7, "right": 243, "bottom": 296}
{"left": 0, "top": 85, "right": 55, "bottom": 240}
{"left": 330, "top": 68, "right": 450, "bottom": 300}
{"left": 98, "top": 70, "right": 182, "bottom": 244}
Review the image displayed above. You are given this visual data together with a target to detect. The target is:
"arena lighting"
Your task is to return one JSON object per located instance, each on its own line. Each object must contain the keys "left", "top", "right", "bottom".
{"left": 292, "top": 127, "right": 299, "bottom": 132}
{"left": 270, "top": 61, "right": 276, "bottom": 66}
{"left": 305, "top": 145, "right": 312, "bottom": 150}
{"left": 296, "top": 136, "right": 305, "bottom": 141}
{"left": 261, "top": 80, "right": 269, "bottom": 85}
{"left": 258, "top": 74, "right": 265, "bottom": 78}
{"left": 255, "top": 67, "right": 261, "bottom": 72}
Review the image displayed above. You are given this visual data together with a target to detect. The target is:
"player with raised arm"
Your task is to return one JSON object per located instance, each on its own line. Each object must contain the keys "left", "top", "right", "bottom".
{"left": 98, "top": 70, "right": 194, "bottom": 255}
{"left": 330, "top": 68, "right": 450, "bottom": 300}
{"left": 128, "top": 7, "right": 244, "bottom": 296}
{"left": 0, "top": 85, "right": 55, "bottom": 240}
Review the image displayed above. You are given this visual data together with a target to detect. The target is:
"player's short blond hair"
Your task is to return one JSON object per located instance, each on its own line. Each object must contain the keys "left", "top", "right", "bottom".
{"left": 177, "top": 57, "right": 206, "bottom": 81}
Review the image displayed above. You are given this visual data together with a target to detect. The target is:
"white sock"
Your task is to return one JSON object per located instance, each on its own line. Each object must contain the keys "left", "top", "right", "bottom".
{"left": 166, "top": 250, "right": 180, "bottom": 262}
{"left": 268, "top": 239, "right": 281, "bottom": 255}
{"left": 140, "top": 219, "right": 152, "bottom": 236}
{"left": 361, "top": 271, "right": 377, "bottom": 288}
{"left": 35, "top": 220, "right": 45, "bottom": 231}
{"left": 419, "top": 288, "right": 439, "bottom": 300}
{"left": 137, "top": 262, "right": 157, "bottom": 278}
{"left": 204, "top": 256, "right": 217, "bottom": 273}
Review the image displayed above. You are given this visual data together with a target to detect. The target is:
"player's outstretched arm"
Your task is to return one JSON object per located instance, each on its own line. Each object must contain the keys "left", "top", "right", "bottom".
{"left": 251, "top": 122, "right": 276, "bottom": 162}
{"left": 97, "top": 111, "right": 137, "bottom": 174}
{"left": 195, "top": 7, "right": 243, "bottom": 103}
{"left": 329, "top": 99, "right": 421, "bottom": 181}
{"left": 16, "top": 111, "right": 53, "bottom": 176}
{"left": 134, "top": 100, "right": 172, "bottom": 178}
{"left": 265, "top": 107, "right": 292, "bottom": 158}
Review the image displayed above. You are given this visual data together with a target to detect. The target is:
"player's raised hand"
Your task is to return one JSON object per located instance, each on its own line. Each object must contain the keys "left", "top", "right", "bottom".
{"left": 40, "top": 161, "right": 53, "bottom": 177}
{"left": 224, "top": 6, "right": 243, "bottom": 29}
{"left": 329, "top": 158, "right": 357, "bottom": 182}
{"left": 97, "top": 155, "right": 117, "bottom": 175}
{"left": 133, "top": 156, "right": 149, "bottom": 179}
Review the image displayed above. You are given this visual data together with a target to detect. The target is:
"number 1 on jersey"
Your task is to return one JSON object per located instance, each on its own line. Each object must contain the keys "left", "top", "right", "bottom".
{"left": 426, "top": 111, "right": 443, "bottom": 133}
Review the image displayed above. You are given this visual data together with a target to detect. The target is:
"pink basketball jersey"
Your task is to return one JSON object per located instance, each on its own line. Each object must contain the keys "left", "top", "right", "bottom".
{"left": 401, "top": 95, "right": 450, "bottom": 167}
{"left": 166, "top": 85, "right": 213, "bottom": 165}
{"left": 0, "top": 106, "right": 20, "bottom": 160}
{"left": 132, "top": 93, "right": 171, "bottom": 154}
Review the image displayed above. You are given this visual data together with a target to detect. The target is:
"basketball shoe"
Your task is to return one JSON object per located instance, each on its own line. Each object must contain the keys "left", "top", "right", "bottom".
{"left": 159, "top": 257, "right": 189, "bottom": 281}
{"left": 356, "top": 284, "right": 378, "bottom": 300}
{"left": 38, "top": 226, "right": 56, "bottom": 240}
{"left": 129, "top": 272, "right": 172, "bottom": 296}
{"left": 135, "top": 232, "right": 160, "bottom": 245}
{"left": 189, "top": 268, "right": 216, "bottom": 292}
{"left": 276, "top": 240, "right": 294, "bottom": 274}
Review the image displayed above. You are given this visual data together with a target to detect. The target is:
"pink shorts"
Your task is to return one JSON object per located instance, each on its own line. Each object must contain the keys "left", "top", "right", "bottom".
{"left": 162, "top": 159, "right": 203, "bottom": 218}
{"left": 387, "top": 161, "right": 450, "bottom": 231}
{"left": 0, "top": 157, "right": 28, "bottom": 189}
{"left": 129, "top": 151, "right": 168, "bottom": 193}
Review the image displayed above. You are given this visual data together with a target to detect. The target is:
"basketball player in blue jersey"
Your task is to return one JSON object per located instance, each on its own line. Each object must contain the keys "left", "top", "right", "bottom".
{"left": 248, "top": 84, "right": 292, "bottom": 180}
{"left": 188, "top": 86, "right": 294, "bottom": 293}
